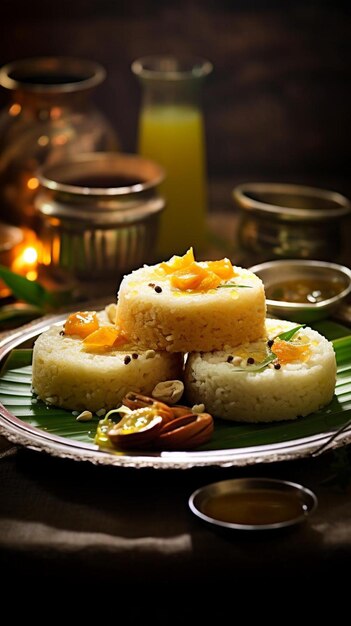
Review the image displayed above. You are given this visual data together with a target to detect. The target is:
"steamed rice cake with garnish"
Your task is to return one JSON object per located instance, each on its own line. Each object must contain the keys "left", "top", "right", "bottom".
{"left": 184, "top": 318, "right": 337, "bottom": 423}
{"left": 32, "top": 307, "right": 182, "bottom": 413}
{"left": 116, "top": 248, "right": 266, "bottom": 353}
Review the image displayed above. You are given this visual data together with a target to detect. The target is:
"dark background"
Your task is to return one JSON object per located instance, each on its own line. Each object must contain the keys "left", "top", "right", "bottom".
{"left": 0, "top": 0, "right": 350, "bottom": 209}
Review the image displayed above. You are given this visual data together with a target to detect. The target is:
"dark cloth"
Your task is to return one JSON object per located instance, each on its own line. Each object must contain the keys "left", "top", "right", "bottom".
{"left": 1, "top": 435, "right": 351, "bottom": 587}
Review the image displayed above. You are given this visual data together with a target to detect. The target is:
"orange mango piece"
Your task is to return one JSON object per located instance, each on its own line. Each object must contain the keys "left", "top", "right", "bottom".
{"left": 272, "top": 339, "right": 311, "bottom": 364}
{"left": 197, "top": 271, "right": 222, "bottom": 291}
{"left": 64, "top": 311, "right": 99, "bottom": 338}
{"left": 171, "top": 262, "right": 221, "bottom": 291}
{"left": 83, "top": 326, "right": 128, "bottom": 350}
{"left": 204, "top": 258, "right": 235, "bottom": 280}
{"left": 159, "top": 247, "right": 195, "bottom": 274}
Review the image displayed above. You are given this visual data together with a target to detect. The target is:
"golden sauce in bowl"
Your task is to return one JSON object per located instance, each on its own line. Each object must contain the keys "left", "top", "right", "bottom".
{"left": 202, "top": 490, "right": 306, "bottom": 526}
{"left": 189, "top": 478, "right": 318, "bottom": 531}
{"left": 266, "top": 278, "right": 345, "bottom": 304}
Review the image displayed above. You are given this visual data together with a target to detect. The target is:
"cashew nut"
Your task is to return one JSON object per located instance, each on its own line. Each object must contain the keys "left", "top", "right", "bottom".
{"left": 151, "top": 380, "right": 184, "bottom": 405}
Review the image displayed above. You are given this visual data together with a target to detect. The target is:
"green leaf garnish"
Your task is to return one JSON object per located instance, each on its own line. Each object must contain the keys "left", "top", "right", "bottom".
{"left": 276, "top": 325, "right": 305, "bottom": 342}
{"left": 227, "top": 325, "right": 306, "bottom": 372}
{"left": 217, "top": 283, "right": 252, "bottom": 289}
{"left": 229, "top": 353, "right": 276, "bottom": 372}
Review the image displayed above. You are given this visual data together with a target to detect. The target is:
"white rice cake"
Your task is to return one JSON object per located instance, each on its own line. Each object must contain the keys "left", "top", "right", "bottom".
{"left": 32, "top": 313, "right": 183, "bottom": 413}
{"left": 184, "top": 318, "right": 337, "bottom": 422}
{"left": 116, "top": 264, "right": 266, "bottom": 353}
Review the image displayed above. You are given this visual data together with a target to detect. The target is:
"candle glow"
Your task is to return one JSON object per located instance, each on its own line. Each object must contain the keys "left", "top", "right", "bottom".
{"left": 12, "top": 242, "right": 39, "bottom": 281}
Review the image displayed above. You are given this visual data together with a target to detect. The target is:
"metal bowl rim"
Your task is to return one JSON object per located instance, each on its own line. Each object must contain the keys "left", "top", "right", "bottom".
{"left": 36, "top": 152, "right": 166, "bottom": 196}
{"left": 250, "top": 260, "right": 351, "bottom": 311}
{"left": 188, "top": 477, "right": 318, "bottom": 531}
{"left": 233, "top": 182, "right": 351, "bottom": 220}
{"left": 0, "top": 56, "right": 106, "bottom": 93}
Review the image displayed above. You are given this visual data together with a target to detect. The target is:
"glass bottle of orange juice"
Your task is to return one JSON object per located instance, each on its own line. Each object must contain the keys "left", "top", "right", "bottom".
{"left": 132, "top": 56, "right": 212, "bottom": 259}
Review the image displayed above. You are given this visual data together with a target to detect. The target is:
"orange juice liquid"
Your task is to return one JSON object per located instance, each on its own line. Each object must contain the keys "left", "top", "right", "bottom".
{"left": 138, "top": 105, "right": 208, "bottom": 259}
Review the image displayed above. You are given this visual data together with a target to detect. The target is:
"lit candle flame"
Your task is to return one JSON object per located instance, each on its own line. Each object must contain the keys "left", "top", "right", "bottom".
{"left": 12, "top": 243, "right": 39, "bottom": 281}
{"left": 22, "top": 246, "right": 38, "bottom": 265}
{"left": 27, "top": 177, "right": 39, "bottom": 190}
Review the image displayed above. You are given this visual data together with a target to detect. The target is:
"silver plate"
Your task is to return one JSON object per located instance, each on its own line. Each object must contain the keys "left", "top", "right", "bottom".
{"left": 0, "top": 312, "right": 350, "bottom": 470}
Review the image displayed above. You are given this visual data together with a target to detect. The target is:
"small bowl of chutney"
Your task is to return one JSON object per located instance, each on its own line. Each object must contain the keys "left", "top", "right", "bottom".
{"left": 189, "top": 478, "right": 318, "bottom": 533}
{"left": 249, "top": 259, "right": 351, "bottom": 322}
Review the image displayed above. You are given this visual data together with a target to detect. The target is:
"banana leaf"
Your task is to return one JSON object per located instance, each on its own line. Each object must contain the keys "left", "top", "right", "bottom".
{"left": 0, "top": 320, "right": 350, "bottom": 451}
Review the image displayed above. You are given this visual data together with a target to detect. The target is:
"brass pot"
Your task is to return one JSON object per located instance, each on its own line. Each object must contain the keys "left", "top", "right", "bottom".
{"left": 0, "top": 56, "right": 119, "bottom": 228}
{"left": 35, "top": 152, "right": 165, "bottom": 299}
{"left": 233, "top": 182, "right": 351, "bottom": 265}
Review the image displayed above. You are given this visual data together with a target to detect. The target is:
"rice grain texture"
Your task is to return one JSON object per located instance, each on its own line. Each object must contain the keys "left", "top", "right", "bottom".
{"left": 184, "top": 319, "right": 337, "bottom": 422}
{"left": 116, "top": 263, "right": 266, "bottom": 352}
{"left": 32, "top": 315, "right": 183, "bottom": 413}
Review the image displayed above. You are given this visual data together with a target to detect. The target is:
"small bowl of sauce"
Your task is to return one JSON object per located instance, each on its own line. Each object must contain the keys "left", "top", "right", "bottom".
{"left": 189, "top": 478, "right": 318, "bottom": 532}
{"left": 249, "top": 259, "right": 351, "bottom": 322}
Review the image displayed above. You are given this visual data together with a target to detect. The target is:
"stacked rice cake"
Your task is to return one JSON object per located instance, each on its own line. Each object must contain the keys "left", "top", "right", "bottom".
{"left": 184, "top": 318, "right": 337, "bottom": 422}
{"left": 32, "top": 249, "right": 336, "bottom": 424}
{"left": 32, "top": 310, "right": 182, "bottom": 413}
{"left": 116, "top": 252, "right": 266, "bottom": 352}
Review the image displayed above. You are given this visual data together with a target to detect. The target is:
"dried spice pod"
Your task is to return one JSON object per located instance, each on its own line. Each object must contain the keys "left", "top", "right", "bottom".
{"left": 154, "top": 412, "right": 214, "bottom": 450}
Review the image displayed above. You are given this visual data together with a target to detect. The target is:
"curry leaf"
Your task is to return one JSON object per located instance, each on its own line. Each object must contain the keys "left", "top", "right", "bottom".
{"left": 217, "top": 283, "right": 252, "bottom": 289}
{"left": 228, "top": 353, "right": 276, "bottom": 372}
{"left": 276, "top": 325, "right": 305, "bottom": 342}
